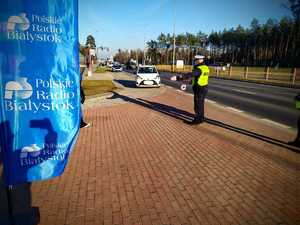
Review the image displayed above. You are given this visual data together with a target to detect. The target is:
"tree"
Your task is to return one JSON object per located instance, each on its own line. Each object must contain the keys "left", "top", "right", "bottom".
{"left": 157, "top": 33, "right": 167, "bottom": 45}
{"left": 283, "top": 1, "right": 300, "bottom": 66}
{"left": 85, "top": 35, "right": 96, "bottom": 48}
{"left": 114, "top": 49, "right": 131, "bottom": 64}
{"left": 147, "top": 40, "right": 159, "bottom": 64}
{"left": 138, "top": 14, "right": 300, "bottom": 67}
{"left": 285, "top": 0, "right": 300, "bottom": 19}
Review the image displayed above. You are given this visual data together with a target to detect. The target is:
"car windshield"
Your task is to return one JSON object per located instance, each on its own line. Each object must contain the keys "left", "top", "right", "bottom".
{"left": 138, "top": 67, "right": 157, "bottom": 73}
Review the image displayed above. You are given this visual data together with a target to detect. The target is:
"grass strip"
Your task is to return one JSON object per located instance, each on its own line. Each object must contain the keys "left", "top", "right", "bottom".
{"left": 82, "top": 80, "right": 116, "bottom": 97}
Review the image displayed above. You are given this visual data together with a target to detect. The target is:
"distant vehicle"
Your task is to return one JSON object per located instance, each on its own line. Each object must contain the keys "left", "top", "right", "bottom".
{"left": 136, "top": 65, "right": 160, "bottom": 87}
{"left": 107, "top": 60, "right": 114, "bottom": 68}
{"left": 112, "top": 64, "right": 123, "bottom": 72}
{"left": 126, "top": 60, "right": 138, "bottom": 70}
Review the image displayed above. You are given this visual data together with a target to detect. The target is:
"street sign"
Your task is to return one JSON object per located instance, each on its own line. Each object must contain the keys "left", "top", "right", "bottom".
{"left": 176, "top": 60, "right": 184, "bottom": 69}
{"left": 180, "top": 84, "right": 187, "bottom": 91}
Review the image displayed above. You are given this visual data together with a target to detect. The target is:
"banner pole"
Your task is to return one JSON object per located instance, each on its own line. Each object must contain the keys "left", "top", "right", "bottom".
{"left": 6, "top": 185, "right": 14, "bottom": 225}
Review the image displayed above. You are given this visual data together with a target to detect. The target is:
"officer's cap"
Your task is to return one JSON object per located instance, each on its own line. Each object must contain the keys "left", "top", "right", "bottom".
{"left": 194, "top": 55, "right": 205, "bottom": 60}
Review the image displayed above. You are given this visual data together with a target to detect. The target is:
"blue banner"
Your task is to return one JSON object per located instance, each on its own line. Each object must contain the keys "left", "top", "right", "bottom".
{"left": 0, "top": 0, "right": 80, "bottom": 185}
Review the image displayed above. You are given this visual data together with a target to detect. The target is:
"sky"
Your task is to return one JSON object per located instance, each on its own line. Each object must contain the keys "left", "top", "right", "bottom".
{"left": 78, "top": 0, "right": 292, "bottom": 57}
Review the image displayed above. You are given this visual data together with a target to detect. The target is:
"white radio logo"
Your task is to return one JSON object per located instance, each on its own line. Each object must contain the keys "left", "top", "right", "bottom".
{"left": 5, "top": 77, "right": 33, "bottom": 100}
{"left": 4, "top": 77, "right": 76, "bottom": 113}
{"left": 20, "top": 144, "right": 42, "bottom": 158}
{"left": 7, "top": 13, "right": 30, "bottom": 31}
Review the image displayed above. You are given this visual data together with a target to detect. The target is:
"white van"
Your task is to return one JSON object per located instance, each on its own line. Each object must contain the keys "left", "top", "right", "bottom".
{"left": 136, "top": 65, "right": 160, "bottom": 87}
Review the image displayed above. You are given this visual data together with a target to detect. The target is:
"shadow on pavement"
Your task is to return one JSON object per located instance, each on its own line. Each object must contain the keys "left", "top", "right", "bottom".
{"left": 114, "top": 79, "right": 161, "bottom": 89}
{"left": 108, "top": 91, "right": 299, "bottom": 153}
{"left": 107, "top": 91, "right": 194, "bottom": 121}
{"left": 204, "top": 118, "right": 299, "bottom": 153}
{"left": 114, "top": 79, "right": 137, "bottom": 88}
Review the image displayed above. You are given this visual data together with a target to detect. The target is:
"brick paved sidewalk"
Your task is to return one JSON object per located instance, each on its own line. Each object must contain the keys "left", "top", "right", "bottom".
{"left": 5, "top": 88, "right": 300, "bottom": 225}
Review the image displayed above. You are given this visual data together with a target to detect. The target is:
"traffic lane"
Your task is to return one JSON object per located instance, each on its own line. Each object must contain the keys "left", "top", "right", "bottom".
{"left": 160, "top": 71, "right": 300, "bottom": 98}
{"left": 161, "top": 77, "right": 298, "bottom": 128}
{"left": 207, "top": 88, "right": 298, "bottom": 128}
{"left": 209, "top": 79, "right": 298, "bottom": 98}
{"left": 208, "top": 82, "right": 294, "bottom": 108}
{"left": 160, "top": 72, "right": 298, "bottom": 108}
{"left": 161, "top": 75, "right": 295, "bottom": 108}
{"left": 208, "top": 78, "right": 300, "bottom": 98}
{"left": 127, "top": 70, "right": 297, "bottom": 115}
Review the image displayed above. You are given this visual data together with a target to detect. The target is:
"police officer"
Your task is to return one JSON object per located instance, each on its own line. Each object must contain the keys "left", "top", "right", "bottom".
{"left": 189, "top": 55, "right": 209, "bottom": 125}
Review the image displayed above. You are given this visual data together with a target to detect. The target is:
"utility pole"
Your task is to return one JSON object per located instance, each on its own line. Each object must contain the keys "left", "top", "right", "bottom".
{"left": 172, "top": 0, "right": 176, "bottom": 71}
{"left": 143, "top": 36, "right": 146, "bottom": 65}
{"left": 87, "top": 43, "right": 92, "bottom": 77}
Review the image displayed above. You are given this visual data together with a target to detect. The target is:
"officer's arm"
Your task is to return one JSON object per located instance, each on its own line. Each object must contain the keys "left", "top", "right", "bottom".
{"left": 171, "top": 72, "right": 191, "bottom": 81}
{"left": 170, "top": 68, "right": 201, "bottom": 81}
{"left": 181, "top": 68, "right": 202, "bottom": 79}
{"left": 182, "top": 72, "right": 192, "bottom": 79}
{"left": 191, "top": 68, "right": 202, "bottom": 77}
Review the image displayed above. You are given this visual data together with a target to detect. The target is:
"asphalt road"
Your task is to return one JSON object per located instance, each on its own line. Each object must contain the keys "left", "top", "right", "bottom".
{"left": 159, "top": 71, "right": 300, "bottom": 129}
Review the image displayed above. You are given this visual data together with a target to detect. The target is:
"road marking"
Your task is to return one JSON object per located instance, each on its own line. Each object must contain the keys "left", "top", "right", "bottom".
{"left": 225, "top": 107, "right": 244, "bottom": 113}
{"left": 206, "top": 99, "right": 216, "bottom": 104}
{"left": 260, "top": 119, "right": 291, "bottom": 129}
{"left": 232, "top": 89, "right": 256, "bottom": 95}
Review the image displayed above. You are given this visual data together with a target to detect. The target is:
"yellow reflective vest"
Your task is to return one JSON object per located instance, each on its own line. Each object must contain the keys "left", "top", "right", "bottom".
{"left": 192, "top": 65, "right": 209, "bottom": 87}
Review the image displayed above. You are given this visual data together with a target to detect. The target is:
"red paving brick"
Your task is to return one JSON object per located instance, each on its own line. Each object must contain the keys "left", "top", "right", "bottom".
{"left": 3, "top": 88, "right": 300, "bottom": 225}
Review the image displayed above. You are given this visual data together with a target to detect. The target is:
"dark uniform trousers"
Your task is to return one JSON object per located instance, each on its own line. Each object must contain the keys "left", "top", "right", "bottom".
{"left": 193, "top": 85, "right": 208, "bottom": 122}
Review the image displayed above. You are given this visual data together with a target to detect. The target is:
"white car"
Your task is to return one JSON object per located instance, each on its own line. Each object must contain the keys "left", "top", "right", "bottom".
{"left": 112, "top": 64, "right": 123, "bottom": 72}
{"left": 136, "top": 65, "right": 160, "bottom": 87}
